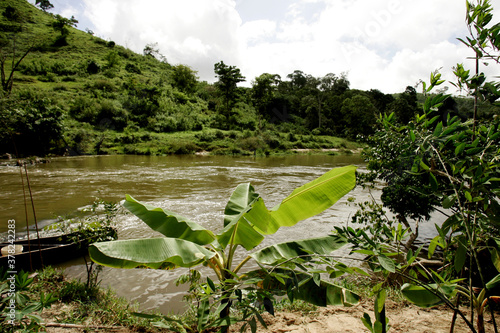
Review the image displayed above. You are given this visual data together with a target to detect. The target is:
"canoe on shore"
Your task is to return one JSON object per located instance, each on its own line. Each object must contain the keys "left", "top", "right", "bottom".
{"left": 0, "top": 232, "right": 102, "bottom": 271}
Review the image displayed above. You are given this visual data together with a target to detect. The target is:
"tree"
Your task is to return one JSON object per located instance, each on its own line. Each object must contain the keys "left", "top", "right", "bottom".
{"left": 214, "top": 61, "right": 245, "bottom": 117}
{"left": 35, "top": 0, "right": 54, "bottom": 12}
{"left": 143, "top": 42, "right": 167, "bottom": 62}
{"left": 251, "top": 73, "right": 281, "bottom": 117}
{"left": 340, "top": 94, "right": 377, "bottom": 138}
{"left": 0, "top": 10, "right": 34, "bottom": 93}
{"left": 349, "top": 2, "right": 500, "bottom": 332}
{"left": 171, "top": 64, "right": 198, "bottom": 94}
{"left": 304, "top": 73, "right": 350, "bottom": 130}
{"left": 51, "top": 14, "right": 78, "bottom": 46}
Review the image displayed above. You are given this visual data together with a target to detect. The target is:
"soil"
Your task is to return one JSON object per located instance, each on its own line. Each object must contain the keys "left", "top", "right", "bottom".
{"left": 43, "top": 299, "right": 499, "bottom": 333}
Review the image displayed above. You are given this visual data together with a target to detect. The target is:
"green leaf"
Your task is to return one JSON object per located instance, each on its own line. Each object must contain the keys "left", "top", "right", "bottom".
{"left": 420, "top": 160, "right": 430, "bottom": 171}
{"left": 401, "top": 283, "right": 456, "bottom": 308}
{"left": 375, "top": 289, "right": 386, "bottom": 314}
{"left": 429, "top": 173, "right": 438, "bottom": 191}
{"left": 486, "top": 274, "right": 500, "bottom": 290}
{"left": 377, "top": 255, "right": 396, "bottom": 273}
{"left": 409, "top": 130, "right": 416, "bottom": 142}
{"left": 206, "top": 277, "right": 216, "bottom": 292}
{"left": 197, "top": 300, "right": 210, "bottom": 332}
{"left": 454, "top": 242, "right": 467, "bottom": 273}
{"left": 250, "top": 235, "right": 348, "bottom": 266}
{"left": 488, "top": 238, "right": 500, "bottom": 272}
{"left": 433, "top": 122, "right": 443, "bottom": 137}
{"left": 455, "top": 142, "right": 467, "bottom": 156}
{"left": 223, "top": 183, "right": 260, "bottom": 227}
{"left": 89, "top": 238, "right": 215, "bottom": 269}
{"left": 123, "top": 195, "right": 215, "bottom": 245}
{"left": 361, "top": 313, "right": 375, "bottom": 332}
{"left": 442, "top": 194, "right": 457, "bottom": 209}
{"left": 218, "top": 165, "right": 357, "bottom": 250}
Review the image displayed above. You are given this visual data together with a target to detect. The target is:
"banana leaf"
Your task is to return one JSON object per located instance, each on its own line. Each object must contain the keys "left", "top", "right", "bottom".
{"left": 123, "top": 195, "right": 215, "bottom": 245}
{"left": 250, "top": 235, "right": 348, "bottom": 266}
{"left": 218, "top": 165, "right": 357, "bottom": 250}
{"left": 223, "top": 183, "right": 260, "bottom": 227}
{"left": 89, "top": 238, "right": 215, "bottom": 269}
{"left": 401, "top": 283, "right": 456, "bottom": 308}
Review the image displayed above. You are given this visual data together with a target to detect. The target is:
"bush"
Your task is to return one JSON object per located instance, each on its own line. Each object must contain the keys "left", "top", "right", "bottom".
{"left": 125, "top": 62, "right": 141, "bottom": 74}
{"left": 87, "top": 59, "right": 101, "bottom": 74}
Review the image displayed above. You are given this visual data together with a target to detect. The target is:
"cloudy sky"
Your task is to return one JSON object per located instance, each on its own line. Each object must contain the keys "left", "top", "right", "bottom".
{"left": 28, "top": 0, "right": 499, "bottom": 93}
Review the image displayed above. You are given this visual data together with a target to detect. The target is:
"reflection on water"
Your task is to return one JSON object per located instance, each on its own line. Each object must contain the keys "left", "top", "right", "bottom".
{"left": 2, "top": 154, "right": 374, "bottom": 313}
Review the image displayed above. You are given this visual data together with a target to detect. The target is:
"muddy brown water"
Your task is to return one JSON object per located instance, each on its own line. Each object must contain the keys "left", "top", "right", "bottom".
{"left": 0, "top": 154, "right": 428, "bottom": 314}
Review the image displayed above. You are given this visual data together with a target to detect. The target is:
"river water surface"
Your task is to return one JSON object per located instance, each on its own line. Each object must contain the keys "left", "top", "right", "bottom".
{"left": 2, "top": 154, "right": 375, "bottom": 313}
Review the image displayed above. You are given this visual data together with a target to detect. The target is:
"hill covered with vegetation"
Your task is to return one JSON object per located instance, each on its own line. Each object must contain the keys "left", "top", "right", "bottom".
{"left": 0, "top": 0, "right": 497, "bottom": 157}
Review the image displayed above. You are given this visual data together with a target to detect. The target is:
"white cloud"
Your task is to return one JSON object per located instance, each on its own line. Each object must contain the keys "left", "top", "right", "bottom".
{"left": 82, "top": 0, "right": 242, "bottom": 80}
{"left": 40, "top": 0, "right": 500, "bottom": 93}
{"left": 241, "top": 20, "right": 277, "bottom": 44}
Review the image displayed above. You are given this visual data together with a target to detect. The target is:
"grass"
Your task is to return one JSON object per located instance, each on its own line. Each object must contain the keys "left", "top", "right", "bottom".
{"left": 13, "top": 266, "right": 412, "bottom": 333}
{"left": 26, "top": 266, "right": 163, "bottom": 332}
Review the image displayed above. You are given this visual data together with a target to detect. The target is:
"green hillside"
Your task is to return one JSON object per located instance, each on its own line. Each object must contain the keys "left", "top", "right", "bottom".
{"left": 0, "top": 0, "right": 497, "bottom": 157}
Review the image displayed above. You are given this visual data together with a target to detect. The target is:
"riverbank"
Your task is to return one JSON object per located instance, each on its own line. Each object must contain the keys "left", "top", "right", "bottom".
{"left": 0, "top": 267, "right": 494, "bottom": 333}
{"left": 0, "top": 130, "right": 364, "bottom": 167}
{"left": 9, "top": 267, "right": 494, "bottom": 333}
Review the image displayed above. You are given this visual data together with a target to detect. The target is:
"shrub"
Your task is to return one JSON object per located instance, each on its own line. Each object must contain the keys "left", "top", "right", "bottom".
{"left": 87, "top": 59, "right": 101, "bottom": 74}
{"left": 125, "top": 62, "right": 141, "bottom": 74}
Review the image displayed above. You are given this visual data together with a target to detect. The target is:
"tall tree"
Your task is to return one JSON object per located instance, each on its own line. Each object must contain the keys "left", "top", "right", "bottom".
{"left": 303, "top": 73, "right": 350, "bottom": 130}
{"left": 341, "top": 94, "right": 377, "bottom": 138}
{"left": 214, "top": 61, "right": 245, "bottom": 117}
{"left": 387, "top": 86, "right": 419, "bottom": 124}
{"left": 35, "top": 0, "right": 54, "bottom": 12}
{"left": 52, "top": 14, "right": 78, "bottom": 46}
{"left": 251, "top": 73, "right": 281, "bottom": 116}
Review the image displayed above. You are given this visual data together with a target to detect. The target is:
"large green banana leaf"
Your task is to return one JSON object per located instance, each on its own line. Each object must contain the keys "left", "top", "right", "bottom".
{"left": 89, "top": 238, "right": 216, "bottom": 269}
{"left": 250, "top": 235, "right": 348, "bottom": 266}
{"left": 401, "top": 283, "right": 457, "bottom": 308}
{"left": 123, "top": 195, "right": 215, "bottom": 245}
{"left": 218, "top": 165, "right": 357, "bottom": 250}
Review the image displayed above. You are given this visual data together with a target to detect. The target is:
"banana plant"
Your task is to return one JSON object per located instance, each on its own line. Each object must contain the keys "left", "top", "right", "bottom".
{"left": 89, "top": 165, "right": 359, "bottom": 331}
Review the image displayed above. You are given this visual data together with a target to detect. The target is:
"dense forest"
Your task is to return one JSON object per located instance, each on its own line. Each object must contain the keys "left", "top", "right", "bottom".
{"left": 1, "top": 0, "right": 498, "bottom": 157}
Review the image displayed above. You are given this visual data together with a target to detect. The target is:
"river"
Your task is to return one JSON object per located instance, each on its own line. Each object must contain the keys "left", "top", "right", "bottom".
{"left": 1, "top": 153, "right": 375, "bottom": 313}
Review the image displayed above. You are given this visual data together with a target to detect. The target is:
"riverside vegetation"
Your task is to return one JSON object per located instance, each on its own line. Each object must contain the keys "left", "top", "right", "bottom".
{"left": 1, "top": 0, "right": 500, "bottom": 333}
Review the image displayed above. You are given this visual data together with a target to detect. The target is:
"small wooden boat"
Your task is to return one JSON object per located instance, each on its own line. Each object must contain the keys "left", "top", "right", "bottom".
{"left": 0, "top": 230, "right": 116, "bottom": 271}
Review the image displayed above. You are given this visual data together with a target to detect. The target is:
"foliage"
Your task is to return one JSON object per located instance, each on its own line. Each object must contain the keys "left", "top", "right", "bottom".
{"left": 45, "top": 197, "right": 119, "bottom": 297}
{"left": 90, "top": 166, "right": 359, "bottom": 332}
{"left": 214, "top": 61, "right": 246, "bottom": 118}
{"left": 0, "top": 93, "right": 64, "bottom": 155}
{"left": 51, "top": 14, "right": 78, "bottom": 46}
{"left": 340, "top": 1, "right": 500, "bottom": 332}
{"left": 35, "top": 0, "right": 53, "bottom": 12}
{"left": 0, "top": 268, "right": 57, "bottom": 332}
{"left": 16, "top": 266, "right": 162, "bottom": 332}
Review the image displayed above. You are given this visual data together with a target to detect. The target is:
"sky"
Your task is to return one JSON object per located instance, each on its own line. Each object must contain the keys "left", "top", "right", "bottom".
{"left": 27, "top": 0, "right": 500, "bottom": 94}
